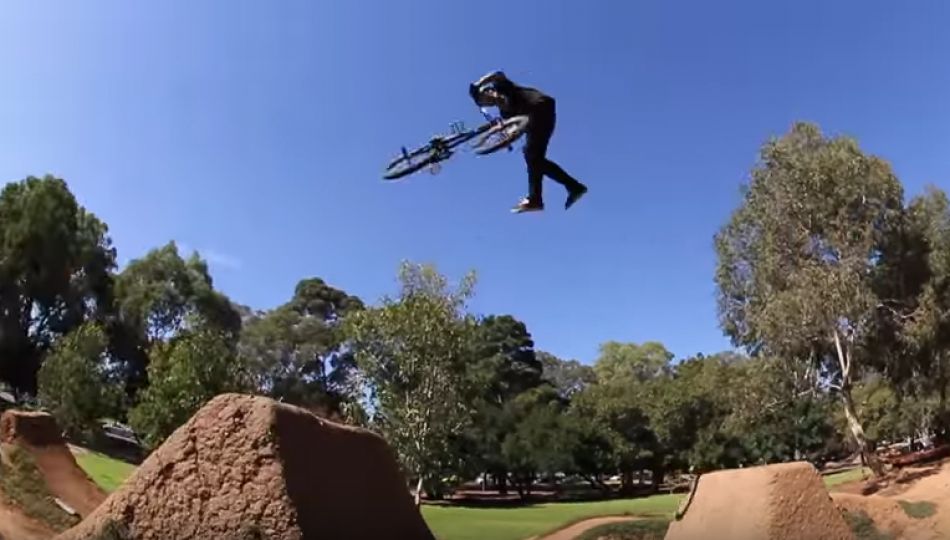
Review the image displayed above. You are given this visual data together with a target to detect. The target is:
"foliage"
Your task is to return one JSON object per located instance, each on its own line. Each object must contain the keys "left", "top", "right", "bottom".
{"left": 112, "top": 241, "right": 241, "bottom": 394}
{"left": 458, "top": 314, "right": 547, "bottom": 495}
{"left": 500, "top": 387, "right": 574, "bottom": 498}
{"left": 342, "top": 261, "right": 477, "bottom": 503}
{"left": 563, "top": 409, "right": 620, "bottom": 491}
{"left": 0, "top": 175, "right": 116, "bottom": 394}
{"left": 239, "top": 277, "right": 363, "bottom": 415}
{"left": 724, "top": 357, "right": 842, "bottom": 465}
{"left": 538, "top": 351, "right": 596, "bottom": 398}
{"left": 128, "top": 329, "right": 250, "bottom": 447}
{"left": 715, "top": 122, "right": 905, "bottom": 473}
{"left": 571, "top": 343, "right": 672, "bottom": 492}
{"left": 37, "top": 323, "right": 122, "bottom": 438}
{"left": 890, "top": 187, "right": 950, "bottom": 437}
{"left": 594, "top": 341, "right": 673, "bottom": 383}
{"left": 646, "top": 354, "right": 741, "bottom": 472}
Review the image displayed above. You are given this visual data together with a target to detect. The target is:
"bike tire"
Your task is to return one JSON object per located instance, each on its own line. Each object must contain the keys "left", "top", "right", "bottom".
{"left": 383, "top": 151, "right": 439, "bottom": 180}
{"left": 473, "top": 116, "right": 530, "bottom": 155}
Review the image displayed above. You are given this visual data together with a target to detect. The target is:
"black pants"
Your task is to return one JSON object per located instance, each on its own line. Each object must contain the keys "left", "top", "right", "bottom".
{"left": 523, "top": 99, "right": 583, "bottom": 204}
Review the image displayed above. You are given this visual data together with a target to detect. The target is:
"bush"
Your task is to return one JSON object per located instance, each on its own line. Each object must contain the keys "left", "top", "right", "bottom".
{"left": 898, "top": 500, "right": 936, "bottom": 519}
{"left": 38, "top": 323, "right": 122, "bottom": 439}
{"left": 841, "top": 510, "right": 893, "bottom": 540}
{"left": 128, "top": 329, "right": 250, "bottom": 447}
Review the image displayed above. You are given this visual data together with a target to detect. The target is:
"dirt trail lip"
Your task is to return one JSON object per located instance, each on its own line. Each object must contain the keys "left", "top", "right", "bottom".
{"left": 0, "top": 410, "right": 106, "bottom": 518}
{"left": 528, "top": 516, "right": 640, "bottom": 540}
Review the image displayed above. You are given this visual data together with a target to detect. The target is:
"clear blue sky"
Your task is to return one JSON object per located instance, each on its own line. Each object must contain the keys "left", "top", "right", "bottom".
{"left": 2, "top": 1, "right": 948, "bottom": 364}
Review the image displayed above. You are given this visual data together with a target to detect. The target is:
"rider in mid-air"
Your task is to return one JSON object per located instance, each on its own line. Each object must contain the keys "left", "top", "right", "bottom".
{"left": 469, "top": 71, "right": 588, "bottom": 213}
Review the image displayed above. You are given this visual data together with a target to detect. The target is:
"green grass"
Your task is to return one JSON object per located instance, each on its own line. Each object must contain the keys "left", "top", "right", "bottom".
{"left": 841, "top": 509, "right": 893, "bottom": 540}
{"left": 0, "top": 445, "right": 80, "bottom": 531}
{"left": 576, "top": 519, "right": 670, "bottom": 540}
{"left": 823, "top": 467, "right": 871, "bottom": 488}
{"left": 421, "top": 495, "right": 682, "bottom": 540}
{"left": 75, "top": 450, "right": 136, "bottom": 493}
{"left": 898, "top": 500, "right": 936, "bottom": 519}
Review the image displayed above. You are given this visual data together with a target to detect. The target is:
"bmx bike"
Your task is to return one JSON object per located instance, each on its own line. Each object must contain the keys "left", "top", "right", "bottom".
{"left": 382, "top": 109, "right": 530, "bottom": 180}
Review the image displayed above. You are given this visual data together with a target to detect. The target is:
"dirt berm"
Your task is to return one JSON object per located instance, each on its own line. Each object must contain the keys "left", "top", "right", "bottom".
{"left": 56, "top": 393, "right": 435, "bottom": 540}
{"left": 0, "top": 410, "right": 106, "bottom": 517}
{"left": 664, "top": 461, "right": 855, "bottom": 540}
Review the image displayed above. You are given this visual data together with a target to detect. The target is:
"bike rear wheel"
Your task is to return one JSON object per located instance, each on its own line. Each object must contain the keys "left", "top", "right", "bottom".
{"left": 473, "top": 116, "right": 530, "bottom": 155}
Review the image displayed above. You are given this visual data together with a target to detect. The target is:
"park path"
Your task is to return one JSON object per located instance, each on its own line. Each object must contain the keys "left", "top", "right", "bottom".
{"left": 529, "top": 516, "right": 639, "bottom": 540}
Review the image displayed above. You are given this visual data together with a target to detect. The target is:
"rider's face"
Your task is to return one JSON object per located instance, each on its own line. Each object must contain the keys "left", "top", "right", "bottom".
{"left": 482, "top": 89, "right": 505, "bottom": 107}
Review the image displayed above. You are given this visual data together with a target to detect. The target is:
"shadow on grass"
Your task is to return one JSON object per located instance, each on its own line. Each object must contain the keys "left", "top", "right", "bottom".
{"left": 427, "top": 489, "right": 665, "bottom": 509}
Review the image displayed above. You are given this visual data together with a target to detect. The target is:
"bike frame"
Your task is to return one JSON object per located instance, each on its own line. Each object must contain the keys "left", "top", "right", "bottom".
{"left": 383, "top": 105, "right": 525, "bottom": 180}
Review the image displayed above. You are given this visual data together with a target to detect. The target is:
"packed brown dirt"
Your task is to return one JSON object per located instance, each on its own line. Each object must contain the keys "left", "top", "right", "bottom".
{"left": 828, "top": 458, "right": 950, "bottom": 539}
{"left": 663, "top": 462, "right": 855, "bottom": 540}
{"left": 56, "top": 393, "right": 436, "bottom": 540}
{"left": 0, "top": 411, "right": 106, "bottom": 518}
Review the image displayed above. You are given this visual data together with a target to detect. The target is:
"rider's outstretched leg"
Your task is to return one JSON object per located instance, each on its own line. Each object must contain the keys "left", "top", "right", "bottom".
{"left": 541, "top": 158, "right": 587, "bottom": 208}
{"left": 514, "top": 100, "right": 587, "bottom": 212}
{"left": 515, "top": 121, "right": 549, "bottom": 212}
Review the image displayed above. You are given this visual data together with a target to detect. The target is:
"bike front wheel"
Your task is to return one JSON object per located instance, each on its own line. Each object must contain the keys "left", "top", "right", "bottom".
{"left": 472, "top": 116, "right": 530, "bottom": 155}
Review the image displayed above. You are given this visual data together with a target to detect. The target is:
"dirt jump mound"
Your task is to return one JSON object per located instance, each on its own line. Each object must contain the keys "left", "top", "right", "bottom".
{"left": 57, "top": 393, "right": 436, "bottom": 540}
{"left": 664, "top": 462, "right": 855, "bottom": 540}
{"left": 0, "top": 410, "right": 106, "bottom": 518}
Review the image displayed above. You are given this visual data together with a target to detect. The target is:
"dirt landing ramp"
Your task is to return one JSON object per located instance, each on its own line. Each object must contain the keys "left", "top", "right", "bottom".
{"left": 56, "top": 393, "right": 435, "bottom": 540}
{"left": 0, "top": 410, "right": 106, "bottom": 518}
{"left": 664, "top": 462, "right": 855, "bottom": 540}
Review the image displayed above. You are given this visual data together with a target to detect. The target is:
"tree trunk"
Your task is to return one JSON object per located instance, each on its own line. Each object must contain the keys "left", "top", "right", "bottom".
{"left": 832, "top": 328, "right": 884, "bottom": 477}
{"left": 583, "top": 475, "right": 611, "bottom": 494}
{"left": 514, "top": 480, "right": 525, "bottom": 500}
{"left": 620, "top": 469, "right": 634, "bottom": 495}
{"left": 414, "top": 476, "right": 423, "bottom": 507}
{"left": 652, "top": 467, "right": 665, "bottom": 493}
{"left": 841, "top": 386, "right": 884, "bottom": 476}
{"left": 496, "top": 472, "right": 508, "bottom": 495}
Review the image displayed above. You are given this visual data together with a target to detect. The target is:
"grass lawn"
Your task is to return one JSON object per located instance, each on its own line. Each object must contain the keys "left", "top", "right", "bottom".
{"left": 424, "top": 467, "right": 870, "bottom": 540}
{"left": 823, "top": 467, "right": 871, "bottom": 488}
{"left": 422, "top": 495, "right": 682, "bottom": 540}
{"left": 75, "top": 450, "right": 137, "bottom": 493}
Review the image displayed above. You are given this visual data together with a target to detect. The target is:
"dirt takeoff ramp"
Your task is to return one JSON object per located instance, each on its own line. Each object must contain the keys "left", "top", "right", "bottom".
{"left": 664, "top": 462, "right": 855, "bottom": 540}
{"left": 56, "top": 393, "right": 436, "bottom": 540}
{"left": 0, "top": 410, "right": 106, "bottom": 518}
